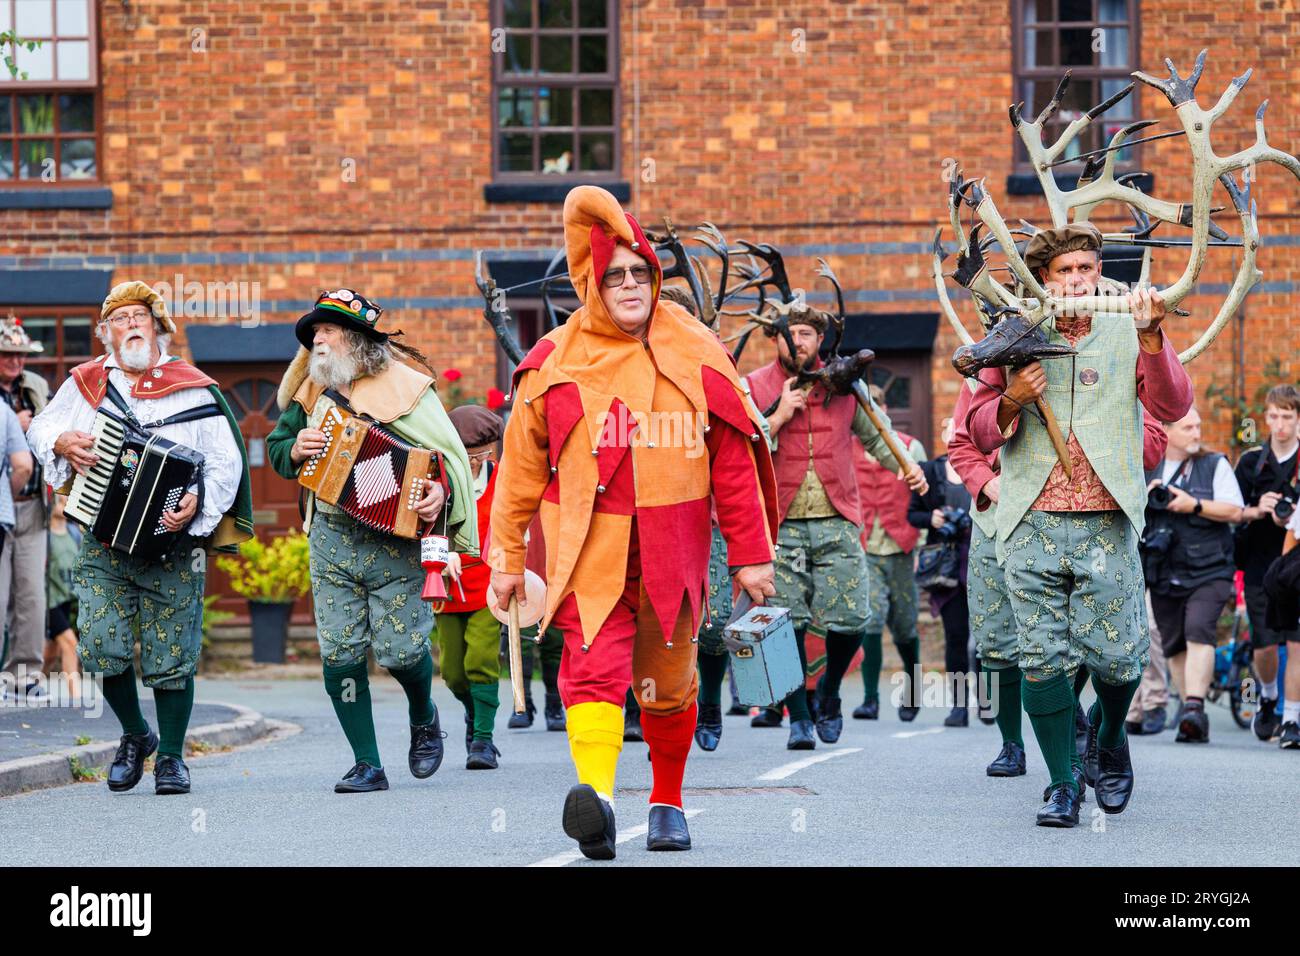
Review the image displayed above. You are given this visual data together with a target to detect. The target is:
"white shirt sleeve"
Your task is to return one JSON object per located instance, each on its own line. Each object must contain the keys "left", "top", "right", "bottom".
{"left": 190, "top": 409, "right": 243, "bottom": 537}
{"left": 25, "top": 376, "right": 95, "bottom": 491}
{"left": 1212, "top": 457, "right": 1245, "bottom": 509}
{"left": 1288, "top": 508, "right": 1300, "bottom": 537}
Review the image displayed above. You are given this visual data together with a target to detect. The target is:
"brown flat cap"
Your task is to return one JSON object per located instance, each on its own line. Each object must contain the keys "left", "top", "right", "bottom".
{"left": 449, "top": 403, "right": 504, "bottom": 448}
{"left": 1023, "top": 222, "right": 1103, "bottom": 275}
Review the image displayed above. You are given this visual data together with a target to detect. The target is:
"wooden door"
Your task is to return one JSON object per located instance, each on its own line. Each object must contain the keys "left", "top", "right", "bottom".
{"left": 867, "top": 352, "right": 933, "bottom": 454}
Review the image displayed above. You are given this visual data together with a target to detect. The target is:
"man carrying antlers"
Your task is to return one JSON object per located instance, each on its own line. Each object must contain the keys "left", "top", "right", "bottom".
{"left": 964, "top": 224, "right": 1192, "bottom": 827}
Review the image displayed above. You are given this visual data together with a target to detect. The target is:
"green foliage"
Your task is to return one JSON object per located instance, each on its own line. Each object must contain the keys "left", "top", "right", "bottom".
{"left": 1, "top": 32, "right": 42, "bottom": 81}
{"left": 1205, "top": 358, "right": 1289, "bottom": 451}
{"left": 215, "top": 532, "right": 311, "bottom": 603}
{"left": 201, "top": 594, "right": 235, "bottom": 650}
{"left": 68, "top": 755, "right": 103, "bottom": 782}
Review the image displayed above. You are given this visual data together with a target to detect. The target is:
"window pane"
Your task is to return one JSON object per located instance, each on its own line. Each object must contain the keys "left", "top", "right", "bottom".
{"left": 1059, "top": 28, "right": 1094, "bottom": 65}
{"left": 62, "top": 315, "right": 91, "bottom": 356}
{"left": 18, "top": 94, "right": 53, "bottom": 132}
{"left": 502, "top": 0, "right": 531, "bottom": 29}
{"left": 503, "top": 33, "right": 533, "bottom": 73}
{"left": 1100, "top": 77, "right": 1133, "bottom": 118}
{"left": 1098, "top": 0, "right": 1127, "bottom": 20}
{"left": 15, "top": 41, "right": 54, "bottom": 81}
{"left": 498, "top": 133, "right": 533, "bottom": 172}
{"left": 21, "top": 316, "right": 57, "bottom": 354}
{"left": 59, "top": 136, "right": 93, "bottom": 179}
{"left": 578, "top": 0, "right": 607, "bottom": 28}
{"left": 537, "top": 86, "right": 573, "bottom": 126}
{"left": 58, "top": 92, "right": 92, "bottom": 131}
{"left": 56, "top": 0, "right": 89, "bottom": 35}
{"left": 498, "top": 87, "right": 533, "bottom": 127}
{"left": 1023, "top": 28, "right": 1052, "bottom": 69}
{"left": 16, "top": 0, "right": 54, "bottom": 35}
{"left": 1023, "top": 0, "right": 1053, "bottom": 25}
{"left": 578, "top": 133, "right": 613, "bottom": 171}
{"left": 0, "top": 4, "right": 9, "bottom": 31}
{"left": 56, "top": 39, "right": 89, "bottom": 80}
{"left": 0, "top": 146, "right": 12, "bottom": 179}
{"left": 539, "top": 133, "right": 573, "bottom": 173}
{"left": 1096, "top": 27, "right": 1128, "bottom": 67}
{"left": 539, "top": 35, "right": 572, "bottom": 73}
{"left": 19, "top": 139, "right": 52, "bottom": 178}
{"left": 1059, "top": 0, "right": 1092, "bottom": 20}
{"left": 578, "top": 34, "right": 607, "bottom": 73}
{"left": 579, "top": 87, "right": 612, "bottom": 125}
{"left": 0, "top": 98, "right": 11, "bottom": 134}
{"left": 234, "top": 379, "right": 258, "bottom": 414}
{"left": 539, "top": 0, "right": 572, "bottom": 28}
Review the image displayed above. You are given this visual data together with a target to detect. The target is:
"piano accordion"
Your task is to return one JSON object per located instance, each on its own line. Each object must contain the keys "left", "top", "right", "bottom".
{"left": 299, "top": 405, "right": 442, "bottom": 539}
{"left": 66, "top": 407, "right": 207, "bottom": 561}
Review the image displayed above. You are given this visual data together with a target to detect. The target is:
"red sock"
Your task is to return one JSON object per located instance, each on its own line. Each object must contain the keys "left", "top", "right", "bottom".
{"left": 641, "top": 703, "right": 696, "bottom": 809}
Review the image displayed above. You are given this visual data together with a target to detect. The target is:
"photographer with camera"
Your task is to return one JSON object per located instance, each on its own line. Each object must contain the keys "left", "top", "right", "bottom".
{"left": 1233, "top": 384, "right": 1299, "bottom": 742}
{"left": 1263, "top": 507, "right": 1300, "bottom": 749}
{"left": 909, "top": 418, "right": 975, "bottom": 726}
{"left": 1142, "top": 407, "right": 1244, "bottom": 744}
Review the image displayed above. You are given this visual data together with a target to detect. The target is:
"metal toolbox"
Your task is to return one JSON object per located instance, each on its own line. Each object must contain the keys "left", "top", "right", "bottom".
{"left": 722, "top": 595, "right": 803, "bottom": 708}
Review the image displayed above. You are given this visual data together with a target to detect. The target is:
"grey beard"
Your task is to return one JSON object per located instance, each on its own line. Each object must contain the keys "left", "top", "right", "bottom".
{"left": 308, "top": 349, "right": 357, "bottom": 391}
{"left": 118, "top": 338, "right": 153, "bottom": 372}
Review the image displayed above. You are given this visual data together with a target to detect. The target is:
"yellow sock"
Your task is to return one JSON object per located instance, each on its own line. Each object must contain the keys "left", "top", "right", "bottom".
{"left": 566, "top": 700, "right": 624, "bottom": 801}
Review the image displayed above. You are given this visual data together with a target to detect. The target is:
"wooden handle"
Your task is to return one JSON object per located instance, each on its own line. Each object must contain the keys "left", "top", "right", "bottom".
{"left": 507, "top": 596, "right": 525, "bottom": 714}
{"left": 851, "top": 382, "right": 917, "bottom": 478}
{"left": 1035, "top": 398, "right": 1074, "bottom": 480}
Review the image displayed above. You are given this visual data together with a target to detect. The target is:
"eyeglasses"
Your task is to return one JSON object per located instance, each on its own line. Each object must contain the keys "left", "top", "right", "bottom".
{"left": 103, "top": 310, "right": 153, "bottom": 328}
{"left": 600, "top": 265, "right": 653, "bottom": 288}
{"left": 467, "top": 448, "right": 496, "bottom": 463}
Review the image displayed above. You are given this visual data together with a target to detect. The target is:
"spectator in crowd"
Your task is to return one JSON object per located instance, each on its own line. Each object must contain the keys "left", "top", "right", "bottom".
{"left": 43, "top": 492, "right": 82, "bottom": 701}
{"left": 1125, "top": 593, "right": 1169, "bottom": 735}
{"left": 1144, "top": 407, "right": 1244, "bottom": 744}
{"left": 1267, "top": 508, "right": 1300, "bottom": 749}
{"left": 908, "top": 417, "right": 974, "bottom": 726}
{"left": 1233, "top": 384, "right": 1299, "bottom": 742}
{"left": 0, "top": 397, "right": 32, "bottom": 701}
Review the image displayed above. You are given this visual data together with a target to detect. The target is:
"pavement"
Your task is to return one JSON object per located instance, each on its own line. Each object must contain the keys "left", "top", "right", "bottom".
{"left": 2, "top": 672, "right": 1296, "bottom": 867}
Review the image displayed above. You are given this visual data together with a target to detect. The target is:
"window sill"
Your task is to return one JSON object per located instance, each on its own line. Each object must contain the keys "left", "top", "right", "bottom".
{"left": 484, "top": 180, "right": 630, "bottom": 204}
{"left": 0, "top": 187, "right": 113, "bottom": 210}
{"left": 1006, "top": 171, "right": 1153, "bottom": 196}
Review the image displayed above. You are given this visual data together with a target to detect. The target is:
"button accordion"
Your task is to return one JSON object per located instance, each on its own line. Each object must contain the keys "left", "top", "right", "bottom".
{"left": 299, "top": 405, "right": 443, "bottom": 539}
{"left": 66, "top": 406, "right": 208, "bottom": 561}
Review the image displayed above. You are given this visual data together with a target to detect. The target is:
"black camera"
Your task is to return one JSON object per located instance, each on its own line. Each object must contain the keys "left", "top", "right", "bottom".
{"left": 1147, "top": 484, "right": 1173, "bottom": 511}
{"left": 934, "top": 505, "right": 972, "bottom": 540}
{"left": 1275, "top": 495, "right": 1296, "bottom": 522}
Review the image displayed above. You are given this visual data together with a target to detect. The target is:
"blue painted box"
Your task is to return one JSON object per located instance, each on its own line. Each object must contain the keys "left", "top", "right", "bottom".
{"left": 722, "top": 597, "right": 803, "bottom": 708}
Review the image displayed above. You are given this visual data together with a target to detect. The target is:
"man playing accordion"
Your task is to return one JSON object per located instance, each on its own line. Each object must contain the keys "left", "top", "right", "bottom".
{"left": 267, "top": 289, "right": 476, "bottom": 794}
{"left": 27, "top": 281, "right": 253, "bottom": 796}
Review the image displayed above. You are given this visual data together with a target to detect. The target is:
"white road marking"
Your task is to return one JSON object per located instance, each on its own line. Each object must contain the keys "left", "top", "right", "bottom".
{"left": 892, "top": 727, "right": 946, "bottom": 739}
{"left": 755, "top": 747, "right": 863, "bottom": 781}
{"left": 527, "top": 808, "right": 705, "bottom": 867}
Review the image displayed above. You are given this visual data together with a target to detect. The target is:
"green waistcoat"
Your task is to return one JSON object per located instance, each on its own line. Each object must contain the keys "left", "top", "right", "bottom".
{"left": 996, "top": 312, "right": 1146, "bottom": 549}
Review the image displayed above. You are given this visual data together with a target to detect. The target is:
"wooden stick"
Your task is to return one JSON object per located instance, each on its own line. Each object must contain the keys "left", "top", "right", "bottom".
{"left": 507, "top": 596, "right": 525, "bottom": 714}
{"left": 1036, "top": 398, "right": 1074, "bottom": 480}
{"left": 849, "top": 381, "right": 922, "bottom": 479}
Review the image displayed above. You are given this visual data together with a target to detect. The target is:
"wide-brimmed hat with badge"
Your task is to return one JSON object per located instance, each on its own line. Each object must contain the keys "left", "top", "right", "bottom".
{"left": 0, "top": 314, "right": 42, "bottom": 354}
{"left": 294, "top": 288, "right": 397, "bottom": 348}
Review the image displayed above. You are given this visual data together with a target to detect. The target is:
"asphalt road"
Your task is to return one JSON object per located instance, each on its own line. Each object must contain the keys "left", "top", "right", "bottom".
{"left": 3, "top": 674, "right": 1295, "bottom": 867}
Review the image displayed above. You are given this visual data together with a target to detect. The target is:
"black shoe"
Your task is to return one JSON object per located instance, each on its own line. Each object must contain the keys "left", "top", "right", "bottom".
{"left": 751, "top": 706, "right": 783, "bottom": 728}
{"left": 807, "top": 689, "right": 821, "bottom": 723}
{"left": 1140, "top": 707, "right": 1166, "bottom": 736}
{"left": 977, "top": 711, "right": 996, "bottom": 726}
{"left": 623, "top": 708, "right": 643, "bottom": 742}
{"left": 694, "top": 703, "right": 723, "bottom": 752}
{"left": 1253, "top": 697, "right": 1282, "bottom": 741}
{"left": 646, "top": 805, "right": 692, "bottom": 850}
{"left": 787, "top": 718, "right": 816, "bottom": 750}
{"left": 1175, "top": 703, "right": 1209, "bottom": 743}
{"left": 544, "top": 692, "right": 565, "bottom": 732}
{"left": 107, "top": 728, "right": 158, "bottom": 793}
{"left": 153, "top": 755, "right": 191, "bottom": 795}
{"left": 1084, "top": 705, "right": 1100, "bottom": 787}
{"left": 852, "top": 698, "right": 880, "bottom": 720}
{"left": 1094, "top": 738, "right": 1135, "bottom": 814}
{"left": 334, "top": 761, "right": 389, "bottom": 793}
{"left": 986, "top": 741, "right": 1026, "bottom": 777}
{"left": 814, "top": 696, "right": 843, "bottom": 743}
{"left": 508, "top": 694, "right": 536, "bottom": 729}
{"left": 466, "top": 739, "right": 501, "bottom": 770}
{"left": 726, "top": 702, "right": 749, "bottom": 716}
{"left": 1125, "top": 719, "right": 1143, "bottom": 736}
{"left": 944, "top": 706, "right": 969, "bottom": 727}
{"left": 562, "top": 784, "right": 616, "bottom": 860}
{"left": 1036, "top": 782, "right": 1081, "bottom": 827}
{"left": 1074, "top": 701, "right": 1090, "bottom": 757}
{"left": 409, "top": 717, "right": 447, "bottom": 779}
{"left": 1073, "top": 762, "right": 1087, "bottom": 804}
{"left": 897, "top": 705, "right": 919, "bottom": 722}
{"left": 1280, "top": 721, "right": 1300, "bottom": 749}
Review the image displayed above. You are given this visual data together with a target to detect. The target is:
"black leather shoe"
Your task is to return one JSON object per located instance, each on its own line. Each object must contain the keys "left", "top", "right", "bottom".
{"left": 409, "top": 717, "right": 447, "bottom": 779}
{"left": 1036, "top": 782, "right": 1081, "bottom": 827}
{"left": 466, "top": 739, "right": 501, "bottom": 770}
{"left": 986, "top": 741, "right": 1027, "bottom": 777}
{"left": 1072, "top": 762, "right": 1087, "bottom": 803}
{"left": 1140, "top": 707, "right": 1166, "bottom": 736}
{"left": 787, "top": 718, "right": 816, "bottom": 750}
{"left": 852, "top": 699, "right": 880, "bottom": 720}
{"left": 694, "top": 703, "right": 723, "bottom": 752}
{"left": 1074, "top": 701, "right": 1090, "bottom": 757}
{"left": 562, "top": 784, "right": 616, "bottom": 860}
{"left": 814, "top": 696, "right": 844, "bottom": 743}
{"left": 897, "top": 705, "right": 920, "bottom": 722}
{"left": 751, "top": 706, "right": 783, "bottom": 728}
{"left": 726, "top": 702, "right": 749, "bottom": 716}
{"left": 1252, "top": 697, "right": 1281, "bottom": 741}
{"left": 1084, "top": 705, "right": 1100, "bottom": 787}
{"left": 647, "top": 805, "right": 691, "bottom": 851}
{"left": 508, "top": 694, "right": 536, "bottom": 729}
{"left": 107, "top": 728, "right": 158, "bottom": 793}
{"left": 1125, "top": 718, "right": 1143, "bottom": 736}
{"left": 1175, "top": 703, "right": 1209, "bottom": 743}
{"left": 153, "top": 755, "right": 191, "bottom": 795}
{"left": 334, "top": 761, "right": 389, "bottom": 793}
{"left": 1094, "top": 738, "right": 1135, "bottom": 814}
{"left": 1280, "top": 721, "right": 1300, "bottom": 749}
{"left": 544, "top": 692, "right": 566, "bottom": 732}
{"left": 944, "top": 706, "right": 969, "bottom": 727}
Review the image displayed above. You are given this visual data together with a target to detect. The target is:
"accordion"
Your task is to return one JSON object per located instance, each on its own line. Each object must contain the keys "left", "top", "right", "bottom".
{"left": 299, "top": 405, "right": 443, "bottom": 539}
{"left": 66, "top": 406, "right": 208, "bottom": 561}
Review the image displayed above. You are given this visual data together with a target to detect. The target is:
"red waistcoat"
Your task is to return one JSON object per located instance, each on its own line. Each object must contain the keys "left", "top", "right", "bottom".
{"left": 440, "top": 465, "right": 498, "bottom": 614}
{"left": 856, "top": 430, "right": 920, "bottom": 553}
{"left": 747, "top": 359, "right": 862, "bottom": 527}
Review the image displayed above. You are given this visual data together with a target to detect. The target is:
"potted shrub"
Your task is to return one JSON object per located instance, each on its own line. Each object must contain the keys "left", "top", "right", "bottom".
{"left": 216, "top": 533, "right": 311, "bottom": 664}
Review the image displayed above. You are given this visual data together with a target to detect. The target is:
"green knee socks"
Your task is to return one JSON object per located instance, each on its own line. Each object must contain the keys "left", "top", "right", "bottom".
{"left": 323, "top": 659, "right": 381, "bottom": 767}
{"left": 468, "top": 682, "right": 498, "bottom": 740}
{"left": 1022, "top": 672, "right": 1076, "bottom": 792}
{"left": 859, "top": 632, "right": 883, "bottom": 704}
{"left": 698, "top": 652, "right": 728, "bottom": 708}
{"left": 154, "top": 678, "right": 195, "bottom": 759}
{"left": 389, "top": 650, "right": 436, "bottom": 727}
{"left": 986, "top": 664, "right": 1023, "bottom": 747}
{"left": 1091, "top": 673, "right": 1140, "bottom": 750}
{"left": 101, "top": 667, "right": 149, "bottom": 737}
{"left": 822, "top": 630, "right": 863, "bottom": 699}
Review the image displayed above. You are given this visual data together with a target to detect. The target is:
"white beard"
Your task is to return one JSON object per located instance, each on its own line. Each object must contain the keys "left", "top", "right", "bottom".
{"left": 117, "top": 337, "right": 154, "bottom": 372}
{"left": 308, "top": 346, "right": 357, "bottom": 391}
